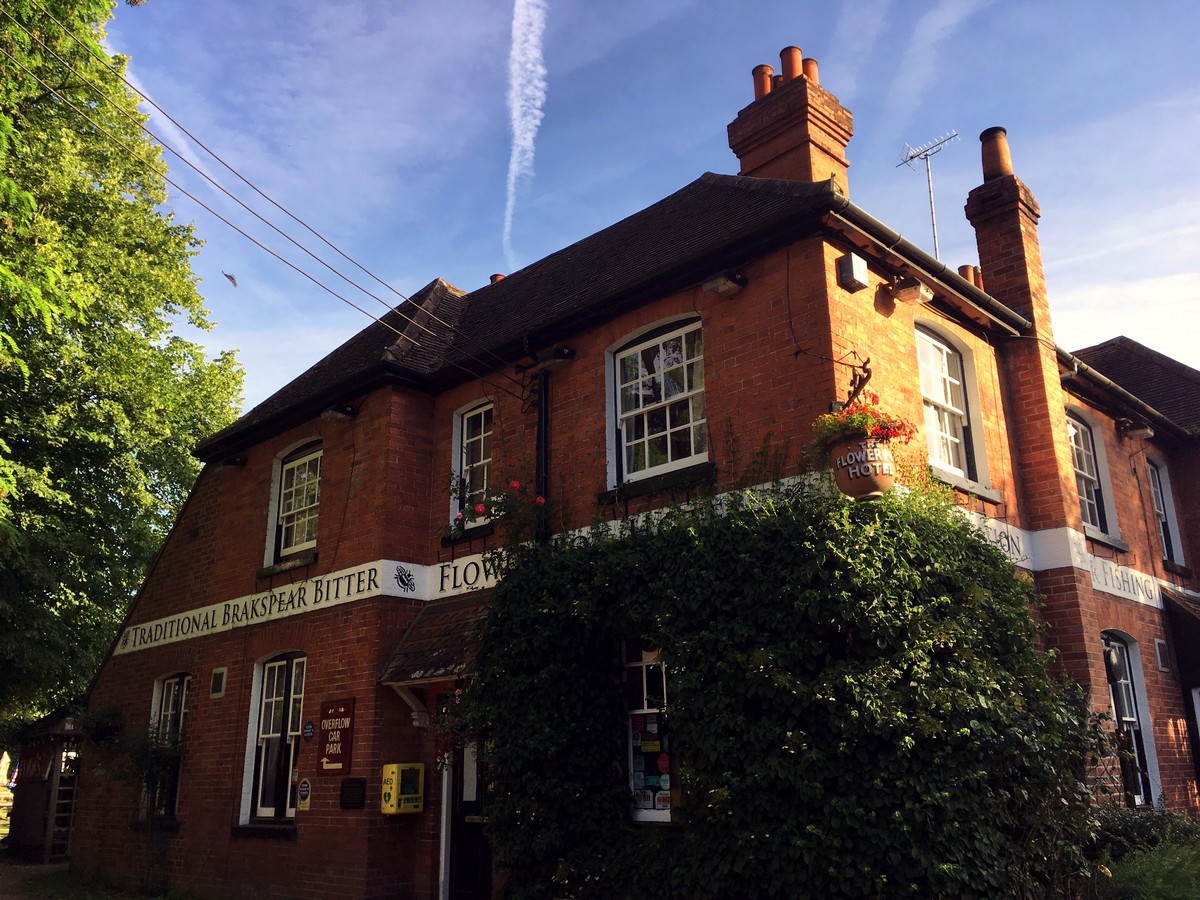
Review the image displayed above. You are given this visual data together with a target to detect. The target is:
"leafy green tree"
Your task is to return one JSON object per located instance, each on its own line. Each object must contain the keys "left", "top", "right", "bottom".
{"left": 0, "top": 0, "right": 242, "bottom": 737}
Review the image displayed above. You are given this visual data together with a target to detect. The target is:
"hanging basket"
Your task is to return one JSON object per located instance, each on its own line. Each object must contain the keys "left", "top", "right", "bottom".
{"left": 828, "top": 435, "right": 896, "bottom": 501}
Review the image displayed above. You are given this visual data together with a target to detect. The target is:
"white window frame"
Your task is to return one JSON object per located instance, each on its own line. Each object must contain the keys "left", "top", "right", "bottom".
{"left": 450, "top": 400, "right": 494, "bottom": 522}
{"left": 240, "top": 651, "right": 306, "bottom": 822}
{"left": 625, "top": 644, "right": 672, "bottom": 823}
{"left": 264, "top": 439, "right": 322, "bottom": 565}
{"left": 1067, "top": 410, "right": 1118, "bottom": 539}
{"left": 1101, "top": 632, "right": 1161, "bottom": 807}
{"left": 148, "top": 672, "right": 190, "bottom": 818}
{"left": 914, "top": 323, "right": 990, "bottom": 490}
{"left": 1147, "top": 458, "right": 1183, "bottom": 566}
{"left": 607, "top": 318, "right": 707, "bottom": 487}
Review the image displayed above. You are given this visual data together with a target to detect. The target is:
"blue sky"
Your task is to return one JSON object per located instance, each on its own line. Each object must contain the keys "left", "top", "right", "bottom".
{"left": 105, "top": 1, "right": 1200, "bottom": 410}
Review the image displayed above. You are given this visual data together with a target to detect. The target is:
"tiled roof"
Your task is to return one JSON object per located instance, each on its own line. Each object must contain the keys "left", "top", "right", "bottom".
{"left": 196, "top": 278, "right": 468, "bottom": 459}
{"left": 446, "top": 173, "right": 837, "bottom": 364}
{"left": 196, "top": 174, "right": 837, "bottom": 460}
{"left": 379, "top": 593, "right": 490, "bottom": 685}
{"left": 1072, "top": 336, "right": 1200, "bottom": 434}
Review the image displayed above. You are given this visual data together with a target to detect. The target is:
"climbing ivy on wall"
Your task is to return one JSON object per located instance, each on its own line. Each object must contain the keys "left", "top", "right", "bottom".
{"left": 460, "top": 483, "right": 1105, "bottom": 899}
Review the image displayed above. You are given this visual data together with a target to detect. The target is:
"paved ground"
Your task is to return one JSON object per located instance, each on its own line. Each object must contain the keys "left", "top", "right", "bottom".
{"left": 0, "top": 847, "right": 66, "bottom": 899}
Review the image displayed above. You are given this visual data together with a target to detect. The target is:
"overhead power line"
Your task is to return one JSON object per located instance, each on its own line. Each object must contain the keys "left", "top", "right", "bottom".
{"left": 6, "top": 3, "right": 528, "bottom": 394}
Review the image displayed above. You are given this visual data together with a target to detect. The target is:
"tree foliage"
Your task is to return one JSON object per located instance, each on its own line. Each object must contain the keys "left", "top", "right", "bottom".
{"left": 0, "top": 0, "right": 243, "bottom": 737}
{"left": 459, "top": 484, "right": 1106, "bottom": 899}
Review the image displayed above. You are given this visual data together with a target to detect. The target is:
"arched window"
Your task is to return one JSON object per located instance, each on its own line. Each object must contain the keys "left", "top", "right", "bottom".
{"left": 252, "top": 652, "right": 307, "bottom": 819}
{"left": 626, "top": 642, "right": 673, "bottom": 822}
{"left": 276, "top": 442, "right": 322, "bottom": 556}
{"left": 611, "top": 319, "right": 707, "bottom": 484}
{"left": 149, "top": 672, "right": 190, "bottom": 818}
{"left": 1067, "top": 413, "right": 1108, "bottom": 533}
{"left": 916, "top": 327, "right": 976, "bottom": 480}
{"left": 1102, "top": 633, "right": 1152, "bottom": 806}
{"left": 1147, "top": 460, "right": 1181, "bottom": 565}
{"left": 456, "top": 402, "right": 494, "bottom": 517}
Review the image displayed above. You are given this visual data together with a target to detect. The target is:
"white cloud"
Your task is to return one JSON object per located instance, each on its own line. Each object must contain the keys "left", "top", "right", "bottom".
{"left": 1052, "top": 272, "right": 1200, "bottom": 365}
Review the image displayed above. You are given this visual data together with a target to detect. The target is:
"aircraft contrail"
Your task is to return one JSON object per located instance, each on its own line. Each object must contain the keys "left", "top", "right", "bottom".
{"left": 503, "top": 0, "right": 548, "bottom": 271}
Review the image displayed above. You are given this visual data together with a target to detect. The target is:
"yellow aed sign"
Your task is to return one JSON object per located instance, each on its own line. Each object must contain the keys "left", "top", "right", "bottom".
{"left": 381, "top": 763, "right": 424, "bottom": 815}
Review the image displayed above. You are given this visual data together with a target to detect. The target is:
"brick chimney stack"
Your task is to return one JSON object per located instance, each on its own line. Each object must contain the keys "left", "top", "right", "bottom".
{"left": 965, "top": 128, "right": 1082, "bottom": 537}
{"left": 727, "top": 46, "right": 853, "bottom": 194}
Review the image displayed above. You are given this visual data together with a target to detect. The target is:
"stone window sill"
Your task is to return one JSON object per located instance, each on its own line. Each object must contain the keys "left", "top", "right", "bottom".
{"left": 257, "top": 551, "right": 318, "bottom": 580}
{"left": 598, "top": 462, "right": 717, "bottom": 505}
{"left": 1084, "top": 525, "right": 1129, "bottom": 553}
{"left": 441, "top": 521, "right": 496, "bottom": 548}
{"left": 930, "top": 466, "right": 1003, "bottom": 505}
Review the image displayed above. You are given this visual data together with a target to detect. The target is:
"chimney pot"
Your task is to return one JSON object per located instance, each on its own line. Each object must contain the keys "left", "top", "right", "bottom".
{"left": 752, "top": 64, "right": 774, "bottom": 100}
{"left": 958, "top": 264, "right": 974, "bottom": 282}
{"left": 973, "top": 266, "right": 984, "bottom": 291}
{"left": 979, "top": 126, "right": 1013, "bottom": 181}
{"left": 490, "top": 273, "right": 506, "bottom": 284}
{"left": 772, "top": 74, "right": 784, "bottom": 90}
{"left": 780, "top": 46, "right": 802, "bottom": 81}
{"left": 802, "top": 57, "right": 819, "bottom": 84}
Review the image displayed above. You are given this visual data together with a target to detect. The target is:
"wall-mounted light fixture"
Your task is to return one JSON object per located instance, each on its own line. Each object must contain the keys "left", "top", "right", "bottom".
{"left": 321, "top": 404, "right": 358, "bottom": 422}
{"left": 889, "top": 275, "right": 934, "bottom": 305}
{"left": 702, "top": 270, "right": 747, "bottom": 298}
{"left": 1116, "top": 418, "right": 1154, "bottom": 440}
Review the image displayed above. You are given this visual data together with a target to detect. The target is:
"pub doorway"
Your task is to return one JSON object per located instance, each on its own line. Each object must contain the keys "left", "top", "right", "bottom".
{"left": 447, "top": 744, "right": 491, "bottom": 900}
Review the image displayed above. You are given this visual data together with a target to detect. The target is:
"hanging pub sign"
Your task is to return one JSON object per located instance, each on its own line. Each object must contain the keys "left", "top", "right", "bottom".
{"left": 319, "top": 697, "right": 356, "bottom": 775}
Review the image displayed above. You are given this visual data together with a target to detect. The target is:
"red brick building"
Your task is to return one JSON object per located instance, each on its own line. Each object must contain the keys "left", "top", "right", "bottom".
{"left": 70, "top": 45, "right": 1200, "bottom": 898}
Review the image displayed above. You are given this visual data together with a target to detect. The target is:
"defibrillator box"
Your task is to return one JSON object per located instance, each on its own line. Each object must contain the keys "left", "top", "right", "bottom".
{"left": 381, "top": 763, "right": 424, "bottom": 814}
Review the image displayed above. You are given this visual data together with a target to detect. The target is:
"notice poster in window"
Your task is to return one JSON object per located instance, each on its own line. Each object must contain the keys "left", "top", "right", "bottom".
{"left": 629, "top": 713, "right": 671, "bottom": 812}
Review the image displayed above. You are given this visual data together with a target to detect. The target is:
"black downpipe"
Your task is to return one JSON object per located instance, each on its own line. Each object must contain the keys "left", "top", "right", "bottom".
{"left": 535, "top": 369, "right": 550, "bottom": 544}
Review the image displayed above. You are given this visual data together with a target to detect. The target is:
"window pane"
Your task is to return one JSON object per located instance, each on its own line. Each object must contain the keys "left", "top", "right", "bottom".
{"left": 663, "top": 367, "right": 685, "bottom": 398}
{"left": 647, "top": 408, "right": 667, "bottom": 436}
{"left": 670, "top": 429, "right": 691, "bottom": 461}
{"left": 648, "top": 436, "right": 668, "bottom": 468}
{"left": 621, "top": 353, "right": 640, "bottom": 384}
{"left": 627, "top": 443, "right": 645, "bottom": 474}
{"left": 668, "top": 399, "right": 690, "bottom": 429}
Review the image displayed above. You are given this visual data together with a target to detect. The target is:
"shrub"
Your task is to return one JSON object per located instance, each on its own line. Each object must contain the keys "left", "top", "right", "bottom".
{"left": 1088, "top": 804, "right": 1200, "bottom": 861}
{"left": 1094, "top": 841, "right": 1200, "bottom": 899}
{"left": 464, "top": 484, "right": 1104, "bottom": 899}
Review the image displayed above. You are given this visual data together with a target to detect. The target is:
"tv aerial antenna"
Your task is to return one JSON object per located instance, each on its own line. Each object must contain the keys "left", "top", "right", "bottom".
{"left": 897, "top": 131, "right": 959, "bottom": 260}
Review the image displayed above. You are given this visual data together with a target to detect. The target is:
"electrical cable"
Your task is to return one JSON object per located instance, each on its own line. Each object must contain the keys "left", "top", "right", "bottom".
{"left": 1, "top": 23, "right": 530, "bottom": 400}
{"left": 0, "top": 41, "right": 528, "bottom": 401}
{"left": 19, "top": 0, "right": 525, "bottom": 382}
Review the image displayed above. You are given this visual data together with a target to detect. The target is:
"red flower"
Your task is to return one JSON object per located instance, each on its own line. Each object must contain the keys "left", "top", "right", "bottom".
{"left": 509, "top": 479, "right": 521, "bottom": 491}
{"left": 475, "top": 503, "right": 486, "bottom": 515}
{"left": 535, "top": 496, "right": 545, "bottom": 507}
{"left": 455, "top": 511, "right": 464, "bottom": 521}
